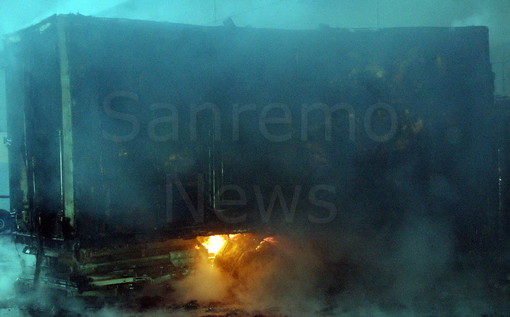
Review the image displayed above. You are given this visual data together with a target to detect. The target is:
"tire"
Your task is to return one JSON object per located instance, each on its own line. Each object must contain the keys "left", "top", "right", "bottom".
{"left": 0, "top": 209, "right": 11, "bottom": 233}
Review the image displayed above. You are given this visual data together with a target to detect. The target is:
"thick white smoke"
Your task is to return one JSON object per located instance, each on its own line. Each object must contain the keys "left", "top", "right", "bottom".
{"left": 0, "top": 237, "right": 22, "bottom": 298}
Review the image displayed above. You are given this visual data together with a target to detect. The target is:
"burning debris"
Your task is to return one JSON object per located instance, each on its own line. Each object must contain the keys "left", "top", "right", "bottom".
{"left": 174, "top": 233, "right": 326, "bottom": 316}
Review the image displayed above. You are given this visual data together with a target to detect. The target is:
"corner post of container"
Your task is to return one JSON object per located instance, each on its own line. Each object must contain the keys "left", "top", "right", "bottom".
{"left": 56, "top": 16, "right": 76, "bottom": 230}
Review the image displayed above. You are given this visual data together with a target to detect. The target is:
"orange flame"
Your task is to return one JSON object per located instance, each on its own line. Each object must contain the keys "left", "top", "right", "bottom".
{"left": 197, "top": 234, "right": 277, "bottom": 262}
{"left": 197, "top": 235, "right": 229, "bottom": 258}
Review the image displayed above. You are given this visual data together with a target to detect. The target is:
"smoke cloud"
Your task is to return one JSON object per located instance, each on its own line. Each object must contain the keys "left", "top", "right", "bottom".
{"left": 1, "top": 1, "right": 510, "bottom": 316}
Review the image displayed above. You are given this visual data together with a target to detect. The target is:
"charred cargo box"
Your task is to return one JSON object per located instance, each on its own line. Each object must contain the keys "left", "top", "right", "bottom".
{"left": 4, "top": 15, "right": 495, "bottom": 292}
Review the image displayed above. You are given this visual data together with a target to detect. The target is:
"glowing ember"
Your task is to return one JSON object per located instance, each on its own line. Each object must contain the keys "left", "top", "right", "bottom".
{"left": 263, "top": 236, "right": 277, "bottom": 244}
{"left": 198, "top": 235, "right": 229, "bottom": 257}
